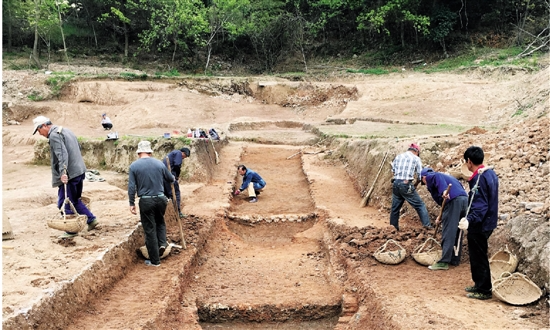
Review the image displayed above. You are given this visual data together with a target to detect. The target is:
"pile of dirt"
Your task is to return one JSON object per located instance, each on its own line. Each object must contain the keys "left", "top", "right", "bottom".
{"left": 431, "top": 116, "right": 549, "bottom": 218}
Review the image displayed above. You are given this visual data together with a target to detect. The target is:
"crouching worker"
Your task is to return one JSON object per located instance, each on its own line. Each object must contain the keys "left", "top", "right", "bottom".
{"left": 234, "top": 165, "right": 266, "bottom": 203}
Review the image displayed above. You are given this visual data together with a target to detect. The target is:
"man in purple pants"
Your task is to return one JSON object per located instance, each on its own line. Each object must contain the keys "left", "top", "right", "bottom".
{"left": 33, "top": 116, "right": 98, "bottom": 238}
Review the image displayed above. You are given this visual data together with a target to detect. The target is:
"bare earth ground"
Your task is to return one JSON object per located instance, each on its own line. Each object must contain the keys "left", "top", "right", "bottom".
{"left": 2, "top": 62, "right": 549, "bottom": 329}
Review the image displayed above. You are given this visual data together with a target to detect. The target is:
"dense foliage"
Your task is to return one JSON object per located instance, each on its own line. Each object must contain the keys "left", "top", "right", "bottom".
{"left": 3, "top": 0, "right": 549, "bottom": 73}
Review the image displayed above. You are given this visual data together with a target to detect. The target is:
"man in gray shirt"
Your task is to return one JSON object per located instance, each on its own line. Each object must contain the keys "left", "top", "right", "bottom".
{"left": 33, "top": 116, "right": 98, "bottom": 238}
{"left": 128, "top": 141, "right": 174, "bottom": 267}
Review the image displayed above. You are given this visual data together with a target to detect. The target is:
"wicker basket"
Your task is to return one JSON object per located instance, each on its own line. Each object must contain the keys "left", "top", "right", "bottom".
{"left": 47, "top": 198, "right": 86, "bottom": 233}
{"left": 461, "top": 163, "right": 473, "bottom": 180}
{"left": 492, "top": 272, "right": 542, "bottom": 306}
{"left": 374, "top": 239, "right": 407, "bottom": 265}
{"left": 490, "top": 246, "right": 519, "bottom": 281}
{"left": 47, "top": 214, "right": 87, "bottom": 233}
{"left": 412, "top": 238, "right": 442, "bottom": 266}
{"left": 139, "top": 244, "right": 172, "bottom": 259}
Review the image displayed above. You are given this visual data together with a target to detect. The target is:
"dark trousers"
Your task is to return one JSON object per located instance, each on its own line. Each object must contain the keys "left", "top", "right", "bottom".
{"left": 57, "top": 173, "right": 95, "bottom": 224}
{"left": 390, "top": 180, "right": 430, "bottom": 229}
{"left": 163, "top": 180, "right": 181, "bottom": 213}
{"left": 439, "top": 195, "right": 467, "bottom": 265}
{"left": 467, "top": 230, "right": 493, "bottom": 294}
{"left": 102, "top": 123, "right": 113, "bottom": 130}
{"left": 139, "top": 196, "right": 168, "bottom": 265}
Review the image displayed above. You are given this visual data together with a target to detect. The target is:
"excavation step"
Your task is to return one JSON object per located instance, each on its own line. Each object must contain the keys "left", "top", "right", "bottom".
{"left": 186, "top": 219, "right": 343, "bottom": 325}
{"left": 197, "top": 301, "right": 341, "bottom": 323}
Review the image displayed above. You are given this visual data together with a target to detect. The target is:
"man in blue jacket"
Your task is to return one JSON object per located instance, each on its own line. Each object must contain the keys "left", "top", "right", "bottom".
{"left": 234, "top": 165, "right": 266, "bottom": 203}
{"left": 458, "top": 146, "right": 499, "bottom": 300}
{"left": 421, "top": 167, "right": 468, "bottom": 270}
{"left": 163, "top": 147, "right": 190, "bottom": 218}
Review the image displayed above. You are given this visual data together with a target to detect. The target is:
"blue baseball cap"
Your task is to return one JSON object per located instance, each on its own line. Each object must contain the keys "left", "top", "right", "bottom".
{"left": 421, "top": 167, "right": 434, "bottom": 177}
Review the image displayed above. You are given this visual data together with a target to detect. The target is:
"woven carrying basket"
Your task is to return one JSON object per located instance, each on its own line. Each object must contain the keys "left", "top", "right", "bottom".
{"left": 490, "top": 246, "right": 518, "bottom": 281}
{"left": 139, "top": 244, "right": 172, "bottom": 259}
{"left": 492, "top": 272, "right": 543, "bottom": 306}
{"left": 374, "top": 239, "right": 407, "bottom": 265}
{"left": 48, "top": 214, "right": 86, "bottom": 233}
{"left": 47, "top": 198, "right": 86, "bottom": 233}
{"left": 412, "top": 238, "right": 442, "bottom": 266}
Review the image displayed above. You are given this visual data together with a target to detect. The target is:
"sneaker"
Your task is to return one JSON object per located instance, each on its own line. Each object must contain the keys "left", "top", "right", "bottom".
{"left": 179, "top": 212, "right": 186, "bottom": 219}
{"left": 428, "top": 262, "right": 449, "bottom": 270}
{"left": 249, "top": 197, "right": 258, "bottom": 203}
{"left": 59, "top": 232, "right": 78, "bottom": 239}
{"left": 87, "top": 219, "right": 99, "bottom": 231}
{"left": 144, "top": 260, "right": 160, "bottom": 267}
{"left": 159, "top": 246, "right": 166, "bottom": 257}
{"left": 467, "top": 292, "right": 492, "bottom": 300}
{"left": 465, "top": 286, "right": 478, "bottom": 293}
{"left": 424, "top": 225, "right": 434, "bottom": 230}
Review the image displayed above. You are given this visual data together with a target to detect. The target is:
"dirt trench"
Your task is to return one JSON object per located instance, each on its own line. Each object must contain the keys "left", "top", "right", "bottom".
{"left": 55, "top": 145, "right": 358, "bottom": 329}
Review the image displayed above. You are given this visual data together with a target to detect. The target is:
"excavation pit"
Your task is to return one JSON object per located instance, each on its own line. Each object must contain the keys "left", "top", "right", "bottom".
{"left": 186, "top": 217, "right": 344, "bottom": 327}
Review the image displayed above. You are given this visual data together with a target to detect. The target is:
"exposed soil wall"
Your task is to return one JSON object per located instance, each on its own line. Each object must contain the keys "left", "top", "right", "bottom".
{"left": 32, "top": 137, "right": 227, "bottom": 182}
{"left": 3, "top": 226, "right": 146, "bottom": 330}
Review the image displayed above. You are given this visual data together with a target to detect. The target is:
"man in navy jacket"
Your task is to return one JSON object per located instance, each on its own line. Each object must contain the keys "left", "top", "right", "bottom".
{"left": 458, "top": 146, "right": 499, "bottom": 300}
{"left": 234, "top": 165, "right": 266, "bottom": 203}
{"left": 421, "top": 167, "right": 468, "bottom": 270}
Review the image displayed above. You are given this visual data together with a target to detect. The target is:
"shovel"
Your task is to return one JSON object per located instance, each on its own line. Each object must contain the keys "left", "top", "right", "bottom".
{"left": 360, "top": 150, "right": 389, "bottom": 207}
{"left": 166, "top": 161, "right": 187, "bottom": 249}
{"left": 433, "top": 183, "right": 452, "bottom": 238}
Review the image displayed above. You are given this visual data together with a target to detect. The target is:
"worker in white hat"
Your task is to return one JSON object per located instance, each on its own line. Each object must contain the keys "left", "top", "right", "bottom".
{"left": 33, "top": 115, "right": 98, "bottom": 238}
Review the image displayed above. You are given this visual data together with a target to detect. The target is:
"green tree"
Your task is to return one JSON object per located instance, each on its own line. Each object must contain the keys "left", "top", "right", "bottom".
{"left": 138, "top": 0, "right": 208, "bottom": 65}
{"left": 97, "top": 0, "right": 141, "bottom": 58}
{"left": 357, "top": 0, "right": 430, "bottom": 47}
{"left": 242, "top": 0, "right": 286, "bottom": 72}
{"left": 3, "top": 0, "right": 30, "bottom": 53}
{"left": 429, "top": 6, "right": 455, "bottom": 57}
{"left": 25, "top": 0, "right": 66, "bottom": 68}
{"left": 204, "top": 0, "right": 250, "bottom": 74}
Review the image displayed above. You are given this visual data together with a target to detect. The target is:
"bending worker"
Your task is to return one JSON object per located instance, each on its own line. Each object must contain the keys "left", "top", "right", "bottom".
{"left": 234, "top": 165, "right": 266, "bottom": 203}
{"left": 421, "top": 167, "right": 468, "bottom": 270}
{"left": 163, "top": 147, "right": 190, "bottom": 218}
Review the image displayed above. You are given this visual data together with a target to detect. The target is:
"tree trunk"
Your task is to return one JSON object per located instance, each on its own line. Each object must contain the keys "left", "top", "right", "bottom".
{"left": 400, "top": 21, "right": 405, "bottom": 48}
{"left": 32, "top": 0, "right": 42, "bottom": 69}
{"left": 205, "top": 44, "right": 212, "bottom": 75}
{"left": 516, "top": 0, "right": 531, "bottom": 46}
{"left": 56, "top": 1, "right": 69, "bottom": 63}
{"left": 7, "top": 0, "right": 13, "bottom": 52}
{"left": 124, "top": 22, "right": 129, "bottom": 58}
{"left": 172, "top": 34, "right": 177, "bottom": 63}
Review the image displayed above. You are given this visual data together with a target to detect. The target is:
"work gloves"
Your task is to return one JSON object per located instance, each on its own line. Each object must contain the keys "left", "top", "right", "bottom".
{"left": 458, "top": 217, "right": 469, "bottom": 230}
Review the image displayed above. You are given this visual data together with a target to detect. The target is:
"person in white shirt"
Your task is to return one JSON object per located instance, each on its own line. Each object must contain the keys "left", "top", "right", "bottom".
{"left": 101, "top": 113, "right": 113, "bottom": 130}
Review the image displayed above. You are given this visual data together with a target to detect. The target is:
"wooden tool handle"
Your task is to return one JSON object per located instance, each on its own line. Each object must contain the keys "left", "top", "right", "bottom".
{"left": 433, "top": 183, "right": 452, "bottom": 238}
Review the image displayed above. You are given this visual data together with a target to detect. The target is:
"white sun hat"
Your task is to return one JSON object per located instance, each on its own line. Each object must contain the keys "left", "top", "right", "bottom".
{"left": 136, "top": 141, "right": 153, "bottom": 154}
{"left": 32, "top": 115, "right": 50, "bottom": 135}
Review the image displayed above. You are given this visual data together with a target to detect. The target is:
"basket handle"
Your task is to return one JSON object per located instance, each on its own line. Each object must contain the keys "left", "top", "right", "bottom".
{"left": 415, "top": 237, "right": 440, "bottom": 253}
{"left": 60, "top": 166, "right": 79, "bottom": 216}
{"left": 376, "top": 239, "right": 405, "bottom": 253}
{"left": 503, "top": 244, "right": 517, "bottom": 258}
